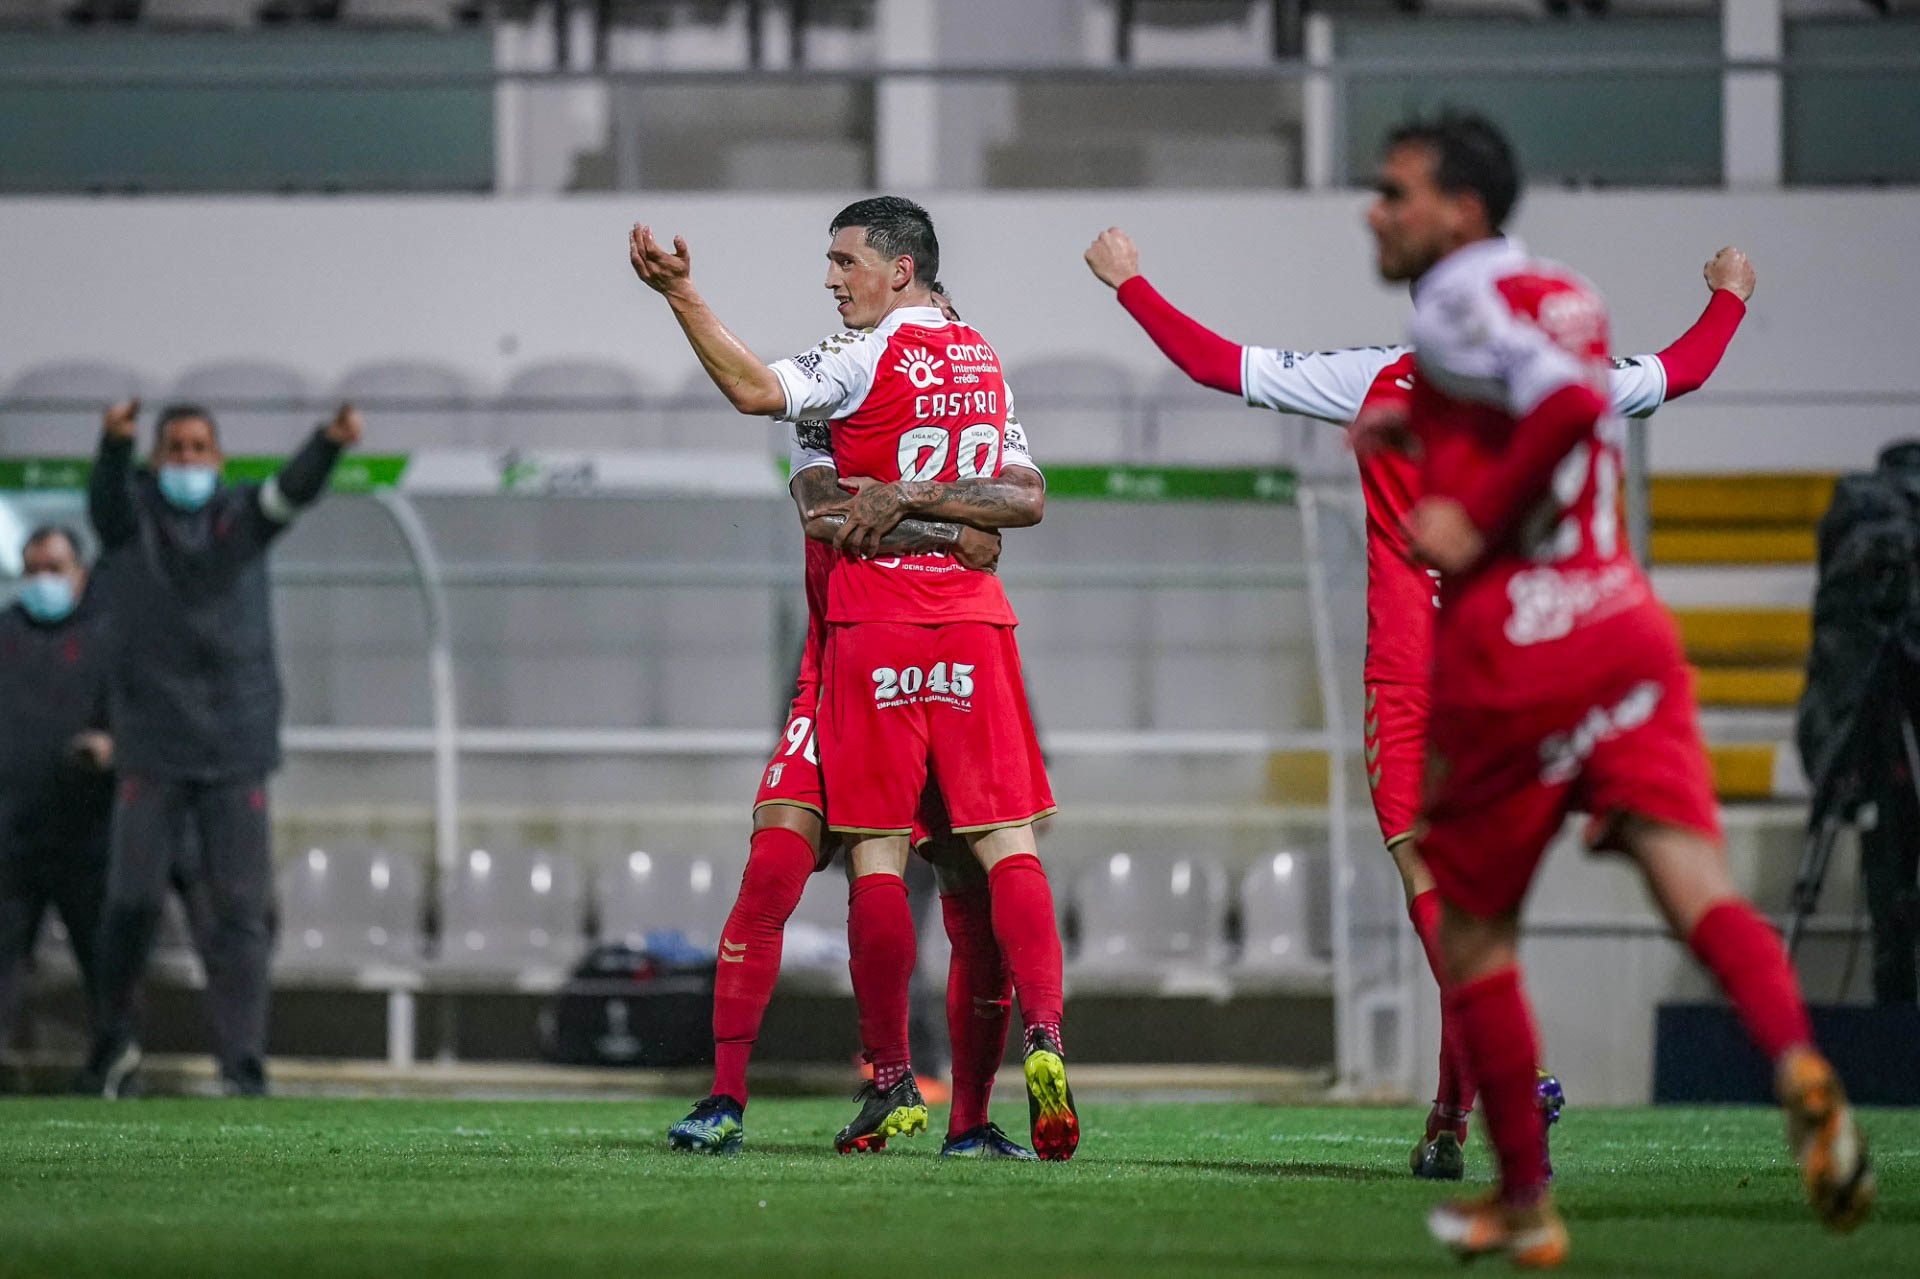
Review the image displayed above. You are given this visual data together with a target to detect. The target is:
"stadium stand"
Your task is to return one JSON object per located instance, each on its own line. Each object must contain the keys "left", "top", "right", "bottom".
{"left": 276, "top": 845, "right": 426, "bottom": 974}
{"left": 166, "top": 359, "right": 314, "bottom": 453}
{"left": 433, "top": 847, "right": 586, "bottom": 983}
{"left": 1233, "top": 849, "right": 1331, "bottom": 981}
{"left": 593, "top": 848, "right": 740, "bottom": 953}
{"left": 1, "top": 360, "right": 145, "bottom": 454}
{"left": 333, "top": 360, "right": 478, "bottom": 448}
{"left": 1067, "top": 852, "right": 1232, "bottom": 988}
{"left": 498, "top": 359, "right": 658, "bottom": 449}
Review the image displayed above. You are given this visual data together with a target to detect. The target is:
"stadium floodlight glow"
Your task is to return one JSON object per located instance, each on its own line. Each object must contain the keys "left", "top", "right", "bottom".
{"left": 531, "top": 865, "right": 553, "bottom": 894}
{"left": 306, "top": 848, "right": 327, "bottom": 873}
{"left": 691, "top": 861, "right": 712, "bottom": 893}
{"left": 1171, "top": 862, "right": 1191, "bottom": 895}
{"left": 628, "top": 851, "right": 652, "bottom": 876}
{"left": 1272, "top": 851, "right": 1295, "bottom": 878}
{"left": 1110, "top": 853, "right": 1131, "bottom": 879}
{"left": 371, "top": 861, "right": 390, "bottom": 891}
{"left": 471, "top": 849, "right": 491, "bottom": 878}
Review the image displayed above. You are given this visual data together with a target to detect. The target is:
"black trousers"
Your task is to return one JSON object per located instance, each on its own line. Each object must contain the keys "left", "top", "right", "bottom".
{"left": 0, "top": 802, "right": 111, "bottom": 1051}
{"left": 92, "top": 774, "right": 274, "bottom": 1080}
{"left": 1860, "top": 749, "right": 1920, "bottom": 1005}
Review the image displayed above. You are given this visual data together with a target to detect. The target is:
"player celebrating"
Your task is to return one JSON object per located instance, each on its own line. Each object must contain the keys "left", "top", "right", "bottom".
{"left": 631, "top": 201, "right": 1077, "bottom": 1160}
{"left": 1355, "top": 114, "right": 1871, "bottom": 1265}
{"left": 1084, "top": 228, "right": 1754, "bottom": 1180}
{"left": 664, "top": 288, "right": 1042, "bottom": 1161}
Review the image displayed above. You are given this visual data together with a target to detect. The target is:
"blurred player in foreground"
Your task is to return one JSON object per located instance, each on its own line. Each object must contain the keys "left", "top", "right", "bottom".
{"left": 1086, "top": 227, "right": 1755, "bottom": 1180}
{"left": 1353, "top": 113, "right": 1871, "bottom": 1265}
{"left": 631, "top": 203, "right": 1077, "bottom": 1159}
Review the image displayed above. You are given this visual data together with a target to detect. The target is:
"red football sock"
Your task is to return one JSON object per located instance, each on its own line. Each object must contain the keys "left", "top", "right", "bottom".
{"left": 1409, "top": 889, "right": 1474, "bottom": 1132}
{"left": 848, "top": 872, "right": 915, "bottom": 1090}
{"left": 942, "top": 886, "right": 1012, "bottom": 1138}
{"left": 1451, "top": 965, "right": 1547, "bottom": 1206}
{"left": 986, "top": 854, "right": 1064, "bottom": 1042}
{"left": 709, "top": 826, "right": 817, "bottom": 1104}
{"left": 1687, "top": 899, "right": 1814, "bottom": 1061}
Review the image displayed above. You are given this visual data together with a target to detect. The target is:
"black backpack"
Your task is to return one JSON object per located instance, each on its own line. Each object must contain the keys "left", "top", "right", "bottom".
{"left": 538, "top": 940, "right": 715, "bottom": 1068}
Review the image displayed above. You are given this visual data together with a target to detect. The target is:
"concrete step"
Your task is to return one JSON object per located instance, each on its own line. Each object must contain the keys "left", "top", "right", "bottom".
{"left": 1692, "top": 664, "right": 1804, "bottom": 707}
{"left": 1672, "top": 606, "right": 1809, "bottom": 665}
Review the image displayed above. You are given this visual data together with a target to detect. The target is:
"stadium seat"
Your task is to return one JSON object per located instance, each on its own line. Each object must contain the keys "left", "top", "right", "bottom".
{"left": 665, "top": 369, "right": 785, "bottom": 455}
{"left": 1005, "top": 357, "right": 1139, "bottom": 462}
{"left": 1234, "top": 849, "right": 1331, "bottom": 981}
{"left": 335, "top": 0, "right": 456, "bottom": 26}
{"left": 1, "top": 359, "right": 145, "bottom": 455}
{"left": 594, "top": 848, "right": 739, "bottom": 953}
{"left": 276, "top": 846, "right": 425, "bottom": 974}
{"left": 1144, "top": 367, "right": 1349, "bottom": 472}
{"left": 780, "top": 865, "right": 852, "bottom": 982}
{"left": 499, "top": 359, "right": 657, "bottom": 448}
{"left": 434, "top": 847, "right": 586, "bottom": 982}
{"left": 332, "top": 360, "right": 475, "bottom": 448}
{"left": 166, "top": 359, "right": 314, "bottom": 454}
{"left": 1068, "top": 852, "right": 1230, "bottom": 986}
{"left": 139, "top": 0, "right": 258, "bottom": 27}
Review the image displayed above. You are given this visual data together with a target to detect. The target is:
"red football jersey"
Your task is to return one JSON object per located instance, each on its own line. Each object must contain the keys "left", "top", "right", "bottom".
{"left": 771, "top": 306, "right": 1020, "bottom": 627}
{"left": 1239, "top": 342, "right": 1668, "bottom": 687}
{"left": 1406, "top": 237, "right": 1659, "bottom": 708}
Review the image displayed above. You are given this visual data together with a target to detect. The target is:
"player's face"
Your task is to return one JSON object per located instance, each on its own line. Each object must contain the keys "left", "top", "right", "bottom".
{"left": 1367, "top": 143, "right": 1461, "bottom": 283}
{"left": 156, "top": 416, "right": 224, "bottom": 468}
{"left": 824, "top": 226, "right": 902, "bottom": 330}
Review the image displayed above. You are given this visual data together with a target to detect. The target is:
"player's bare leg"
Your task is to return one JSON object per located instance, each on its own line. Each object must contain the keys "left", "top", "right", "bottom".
{"left": 668, "top": 803, "right": 824, "bottom": 1154}
{"left": 835, "top": 835, "right": 928, "bottom": 1152}
{"left": 924, "top": 840, "right": 1032, "bottom": 1159}
{"left": 968, "top": 824, "right": 1075, "bottom": 1160}
{"left": 1620, "top": 815, "right": 1873, "bottom": 1231}
{"left": 1426, "top": 904, "right": 1568, "bottom": 1268}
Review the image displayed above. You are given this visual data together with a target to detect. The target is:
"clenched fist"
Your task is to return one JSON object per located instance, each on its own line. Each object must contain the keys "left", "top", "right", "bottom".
{"left": 1704, "top": 246, "right": 1755, "bottom": 303}
{"left": 323, "top": 403, "right": 363, "bottom": 448}
{"left": 1084, "top": 227, "right": 1141, "bottom": 290}
{"left": 103, "top": 399, "right": 140, "bottom": 441}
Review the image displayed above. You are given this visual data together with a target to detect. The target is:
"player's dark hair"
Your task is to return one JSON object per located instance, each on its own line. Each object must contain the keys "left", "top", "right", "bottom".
{"left": 930, "top": 279, "right": 959, "bottom": 321}
{"left": 23, "top": 523, "right": 85, "bottom": 561}
{"left": 829, "top": 196, "right": 940, "bottom": 288}
{"left": 152, "top": 402, "right": 221, "bottom": 452}
{"left": 1385, "top": 112, "right": 1522, "bottom": 233}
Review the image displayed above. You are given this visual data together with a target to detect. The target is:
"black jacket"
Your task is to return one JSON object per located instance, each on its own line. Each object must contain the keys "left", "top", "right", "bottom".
{"left": 87, "top": 430, "right": 341, "bottom": 781}
{"left": 0, "top": 589, "right": 113, "bottom": 843}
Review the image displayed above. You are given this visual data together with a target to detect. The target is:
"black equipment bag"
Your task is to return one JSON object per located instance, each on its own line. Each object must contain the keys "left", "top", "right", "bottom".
{"left": 538, "top": 941, "right": 715, "bottom": 1067}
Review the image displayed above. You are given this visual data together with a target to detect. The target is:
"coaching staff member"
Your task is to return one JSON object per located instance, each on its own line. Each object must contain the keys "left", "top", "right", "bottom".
{"left": 0, "top": 526, "right": 116, "bottom": 1074}
{"left": 83, "top": 398, "right": 361, "bottom": 1096}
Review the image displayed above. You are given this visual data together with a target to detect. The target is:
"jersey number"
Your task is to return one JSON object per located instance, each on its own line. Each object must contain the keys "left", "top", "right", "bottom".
{"left": 781, "top": 714, "right": 818, "bottom": 765}
{"left": 896, "top": 423, "right": 1001, "bottom": 482}
{"left": 1536, "top": 420, "right": 1622, "bottom": 563}
{"left": 872, "top": 662, "right": 976, "bottom": 702}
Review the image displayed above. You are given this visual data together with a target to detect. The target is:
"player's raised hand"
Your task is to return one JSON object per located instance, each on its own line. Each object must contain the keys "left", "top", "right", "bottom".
{"left": 1407, "top": 496, "right": 1483, "bottom": 576}
{"left": 1084, "top": 228, "right": 1141, "bottom": 290}
{"left": 323, "top": 403, "right": 364, "bottom": 448}
{"left": 1349, "top": 398, "right": 1412, "bottom": 458}
{"left": 953, "top": 527, "right": 1002, "bottom": 573}
{"left": 102, "top": 399, "right": 139, "bottom": 441}
{"left": 629, "top": 224, "right": 693, "bottom": 295}
{"left": 1703, "top": 246, "right": 1755, "bottom": 303}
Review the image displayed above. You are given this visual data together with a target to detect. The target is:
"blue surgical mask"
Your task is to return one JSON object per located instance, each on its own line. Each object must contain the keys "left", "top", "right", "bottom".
{"left": 158, "top": 464, "right": 219, "bottom": 511}
{"left": 18, "top": 572, "right": 76, "bottom": 624}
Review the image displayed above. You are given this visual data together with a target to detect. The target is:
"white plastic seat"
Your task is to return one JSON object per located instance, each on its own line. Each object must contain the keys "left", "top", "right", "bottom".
{"left": 167, "top": 359, "right": 313, "bottom": 454}
{"left": 594, "top": 848, "right": 739, "bottom": 952}
{"left": 1005, "top": 357, "right": 1138, "bottom": 462}
{"left": 499, "top": 359, "right": 655, "bottom": 448}
{"left": 276, "top": 846, "right": 424, "bottom": 974}
{"left": 2, "top": 360, "right": 145, "bottom": 454}
{"left": 1069, "top": 852, "right": 1229, "bottom": 983}
{"left": 435, "top": 847, "right": 585, "bottom": 978}
{"left": 1235, "top": 849, "right": 1332, "bottom": 979}
{"left": 333, "top": 360, "right": 474, "bottom": 448}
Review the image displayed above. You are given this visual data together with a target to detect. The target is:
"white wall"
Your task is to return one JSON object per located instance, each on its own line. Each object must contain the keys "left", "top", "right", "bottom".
{"left": 1, "top": 188, "right": 1915, "bottom": 471}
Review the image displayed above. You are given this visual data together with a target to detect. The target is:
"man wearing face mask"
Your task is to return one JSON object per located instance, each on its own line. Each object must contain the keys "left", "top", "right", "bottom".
{"left": 0, "top": 526, "right": 115, "bottom": 1083}
{"left": 82, "top": 398, "right": 361, "bottom": 1097}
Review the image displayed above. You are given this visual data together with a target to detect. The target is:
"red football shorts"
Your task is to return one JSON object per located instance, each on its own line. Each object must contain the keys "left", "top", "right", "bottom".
{"left": 1364, "top": 680, "right": 1428, "bottom": 849}
{"left": 821, "top": 620, "right": 1055, "bottom": 836}
{"left": 1419, "top": 659, "right": 1720, "bottom": 919}
{"left": 753, "top": 688, "right": 952, "bottom": 853}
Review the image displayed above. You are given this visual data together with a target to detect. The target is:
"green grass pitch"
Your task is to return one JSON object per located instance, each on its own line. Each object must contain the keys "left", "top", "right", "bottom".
{"left": 0, "top": 1098, "right": 1912, "bottom": 1277}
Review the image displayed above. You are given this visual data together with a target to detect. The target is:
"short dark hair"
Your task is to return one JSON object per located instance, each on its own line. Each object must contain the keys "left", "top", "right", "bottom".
{"left": 152, "top": 402, "right": 221, "bottom": 453}
{"left": 23, "top": 523, "right": 84, "bottom": 562}
{"left": 829, "top": 196, "right": 940, "bottom": 288}
{"left": 930, "top": 279, "right": 959, "bottom": 321}
{"left": 1385, "top": 112, "right": 1522, "bottom": 232}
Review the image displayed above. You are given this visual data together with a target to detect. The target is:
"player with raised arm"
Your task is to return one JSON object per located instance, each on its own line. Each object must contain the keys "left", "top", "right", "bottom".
{"left": 632, "top": 204, "right": 1077, "bottom": 1160}
{"left": 1354, "top": 113, "right": 1870, "bottom": 1265}
{"left": 1085, "top": 228, "right": 1754, "bottom": 1180}
{"left": 664, "top": 288, "right": 1040, "bottom": 1161}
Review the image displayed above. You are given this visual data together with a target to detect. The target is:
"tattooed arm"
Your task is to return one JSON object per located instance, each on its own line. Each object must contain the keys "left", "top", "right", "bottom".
{"left": 827, "top": 466, "right": 1043, "bottom": 558}
{"left": 790, "top": 464, "right": 1003, "bottom": 570}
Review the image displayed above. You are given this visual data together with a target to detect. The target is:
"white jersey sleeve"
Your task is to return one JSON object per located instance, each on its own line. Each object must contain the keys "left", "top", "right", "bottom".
{"left": 1605, "top": 354, "right": 1668, "bottom": 420}
{"left": 1241, "top": 346, "right": 1401, "bottom": 422}
{"left": 1409, "top": 263, "right": 1600, "bottom": 416}
{"left": 768, "top": 329, "right": 888, "bottom": 423}
{"left": 787, "top": 419, "right": 835, "bottom": 478}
